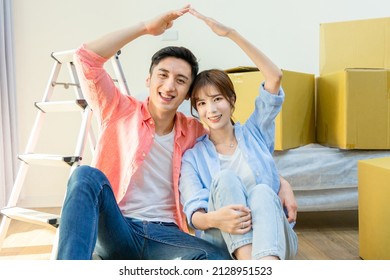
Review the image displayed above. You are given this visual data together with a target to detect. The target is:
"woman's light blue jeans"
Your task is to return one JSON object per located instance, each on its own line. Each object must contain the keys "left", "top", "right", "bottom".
{"left": 57, "top": 165, "right": 231, "bottom": 260}
{"left": 201, "top": 170, "right": 298, "bottom": 260}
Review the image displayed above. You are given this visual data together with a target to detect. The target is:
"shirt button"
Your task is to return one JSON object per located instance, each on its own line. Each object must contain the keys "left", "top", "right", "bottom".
{"left": 149, "top": 120, "right": 153, "bottom": 125}
{"left": 142, "top": 152, "right": 146, "bottom": 157}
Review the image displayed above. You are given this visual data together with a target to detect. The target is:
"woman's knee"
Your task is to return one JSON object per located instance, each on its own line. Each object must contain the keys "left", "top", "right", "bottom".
{"left": 211, "top": 170, "right": 243, "bottom": 193}
{"left": 248, "top": 184, "right": 282, "bottom": 211}
{"left": 254, "top": 184, "right": 278, "bottom": 199}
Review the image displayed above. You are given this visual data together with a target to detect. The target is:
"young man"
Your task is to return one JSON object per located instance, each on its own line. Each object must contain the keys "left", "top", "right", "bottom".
{"left": 57, "top": 6, "right": 229, "bottom": 260}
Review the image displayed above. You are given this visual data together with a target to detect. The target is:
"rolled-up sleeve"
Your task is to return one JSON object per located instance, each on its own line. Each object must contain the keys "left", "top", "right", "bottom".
{"left": 73, "top": 45, "right": 123, "bottom": 124}
{"left": 247, "top": 82, "right": 284, "bottom": 153}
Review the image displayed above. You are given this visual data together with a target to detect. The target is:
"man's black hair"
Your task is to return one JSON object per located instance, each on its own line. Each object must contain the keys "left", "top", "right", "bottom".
{"left": 149, "top": 46, "right": 199, "bottom": 82}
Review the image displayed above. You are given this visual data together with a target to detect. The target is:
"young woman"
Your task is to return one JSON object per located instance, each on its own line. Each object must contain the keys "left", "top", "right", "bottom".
{"left": 179, "top": 8, "right": 298, "bottom": 260}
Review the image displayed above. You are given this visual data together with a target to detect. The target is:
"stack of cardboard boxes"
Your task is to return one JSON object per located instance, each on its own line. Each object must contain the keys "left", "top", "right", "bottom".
{"left": 227, "top": 17, "right": 390, "bottom": 260}
{"left": 227, "top": 17, "right": 390, "bottom": 152}
{"left": 318, "top": 17, "right": 390, "bottom": 260}
{"left": 317, "top": 17, "right": 390, "bottom": 150}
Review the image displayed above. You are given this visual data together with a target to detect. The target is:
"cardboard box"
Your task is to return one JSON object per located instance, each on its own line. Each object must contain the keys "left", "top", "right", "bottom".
{"left": 320, "top": 17, "right": 390, "bottom": 75}
{"left": 227, "top": 67, "right": 315, "bottom": 151}
{"left": 316, "top": 68, "right": 390, "bottom": 149}
{"left": 358, "top": 157, "right": 390, "bottom": 260}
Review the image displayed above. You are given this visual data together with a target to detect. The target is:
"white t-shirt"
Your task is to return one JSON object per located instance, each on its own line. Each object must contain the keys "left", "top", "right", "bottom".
{"left": 218, "top": 147, "right": 257, "bottom": 189}
{"left": 119, "top": 130, "right": 176, "bottom": 223}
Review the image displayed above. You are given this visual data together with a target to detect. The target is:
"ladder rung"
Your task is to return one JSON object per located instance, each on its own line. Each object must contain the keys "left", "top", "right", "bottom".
{"left": 51, "top": 49, "right": 75, "bottom": 64}
{"left": 35, "top": 99, "right": 87, "bottom": 113}
{"left": 51, "top": 82, "right": 80, "bottom": 89}
{"left": 0, "top": 207, "right": 60, "bottom": 228}
{"left": 19, "top": 154, "right": 82, "bottom": 167}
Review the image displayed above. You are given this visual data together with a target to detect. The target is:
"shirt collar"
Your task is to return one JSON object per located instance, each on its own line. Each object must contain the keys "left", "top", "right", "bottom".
{"left": 141, "top": 97, "right": 187, "bottom": 138}
{"left": 141, "top": 97, "right": 153, "bottom": 122}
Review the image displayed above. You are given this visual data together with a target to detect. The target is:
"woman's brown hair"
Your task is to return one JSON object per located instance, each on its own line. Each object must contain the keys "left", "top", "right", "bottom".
{"left": 190, "top": 69, "right": 236, "bottom": 122}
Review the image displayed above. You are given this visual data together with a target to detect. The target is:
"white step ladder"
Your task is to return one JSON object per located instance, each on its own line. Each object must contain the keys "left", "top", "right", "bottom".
{"left": 0, "top": 49, "right": 130, "bottom": 258}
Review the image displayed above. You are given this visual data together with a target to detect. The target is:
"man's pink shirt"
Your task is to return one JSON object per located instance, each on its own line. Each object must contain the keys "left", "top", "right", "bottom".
{"left": 74, "top": 45, "right": 205, "bottom": 232}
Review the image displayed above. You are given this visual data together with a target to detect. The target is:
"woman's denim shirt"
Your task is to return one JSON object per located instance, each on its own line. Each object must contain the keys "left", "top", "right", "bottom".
{"left": 179, "top": 82, "right": 285, "bottom": 228}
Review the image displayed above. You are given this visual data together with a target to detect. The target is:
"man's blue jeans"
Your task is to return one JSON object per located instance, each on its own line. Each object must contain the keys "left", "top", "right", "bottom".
{"left": 57, "top": 165, "right": 230, "bottom": 260}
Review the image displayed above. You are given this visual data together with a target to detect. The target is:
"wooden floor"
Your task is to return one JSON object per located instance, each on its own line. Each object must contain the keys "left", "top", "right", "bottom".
{"left": 0, "top": 208, "right": 361, "bottom": 260}
{"left": 293, "top": 210, "right": 360, "bottom": 260}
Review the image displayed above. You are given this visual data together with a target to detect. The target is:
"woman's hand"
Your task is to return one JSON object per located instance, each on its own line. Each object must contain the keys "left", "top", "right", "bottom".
{"left": 189, "top": 8, "right": 234, "bottom": 37}
{"left": 210, "top": 205, "right": 252, "bottom": 234}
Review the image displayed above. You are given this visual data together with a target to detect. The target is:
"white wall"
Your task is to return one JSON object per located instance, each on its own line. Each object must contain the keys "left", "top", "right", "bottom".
{"left": 12, "top": 0, "right": 390, "bottom": 207}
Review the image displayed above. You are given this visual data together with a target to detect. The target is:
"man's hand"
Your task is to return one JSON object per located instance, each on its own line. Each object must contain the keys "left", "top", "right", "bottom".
{"left": 85, "top": 5, "right": 191, "bottom": 59}
{"left": 144, "top": 5, "right": 191, "bottom": 36}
